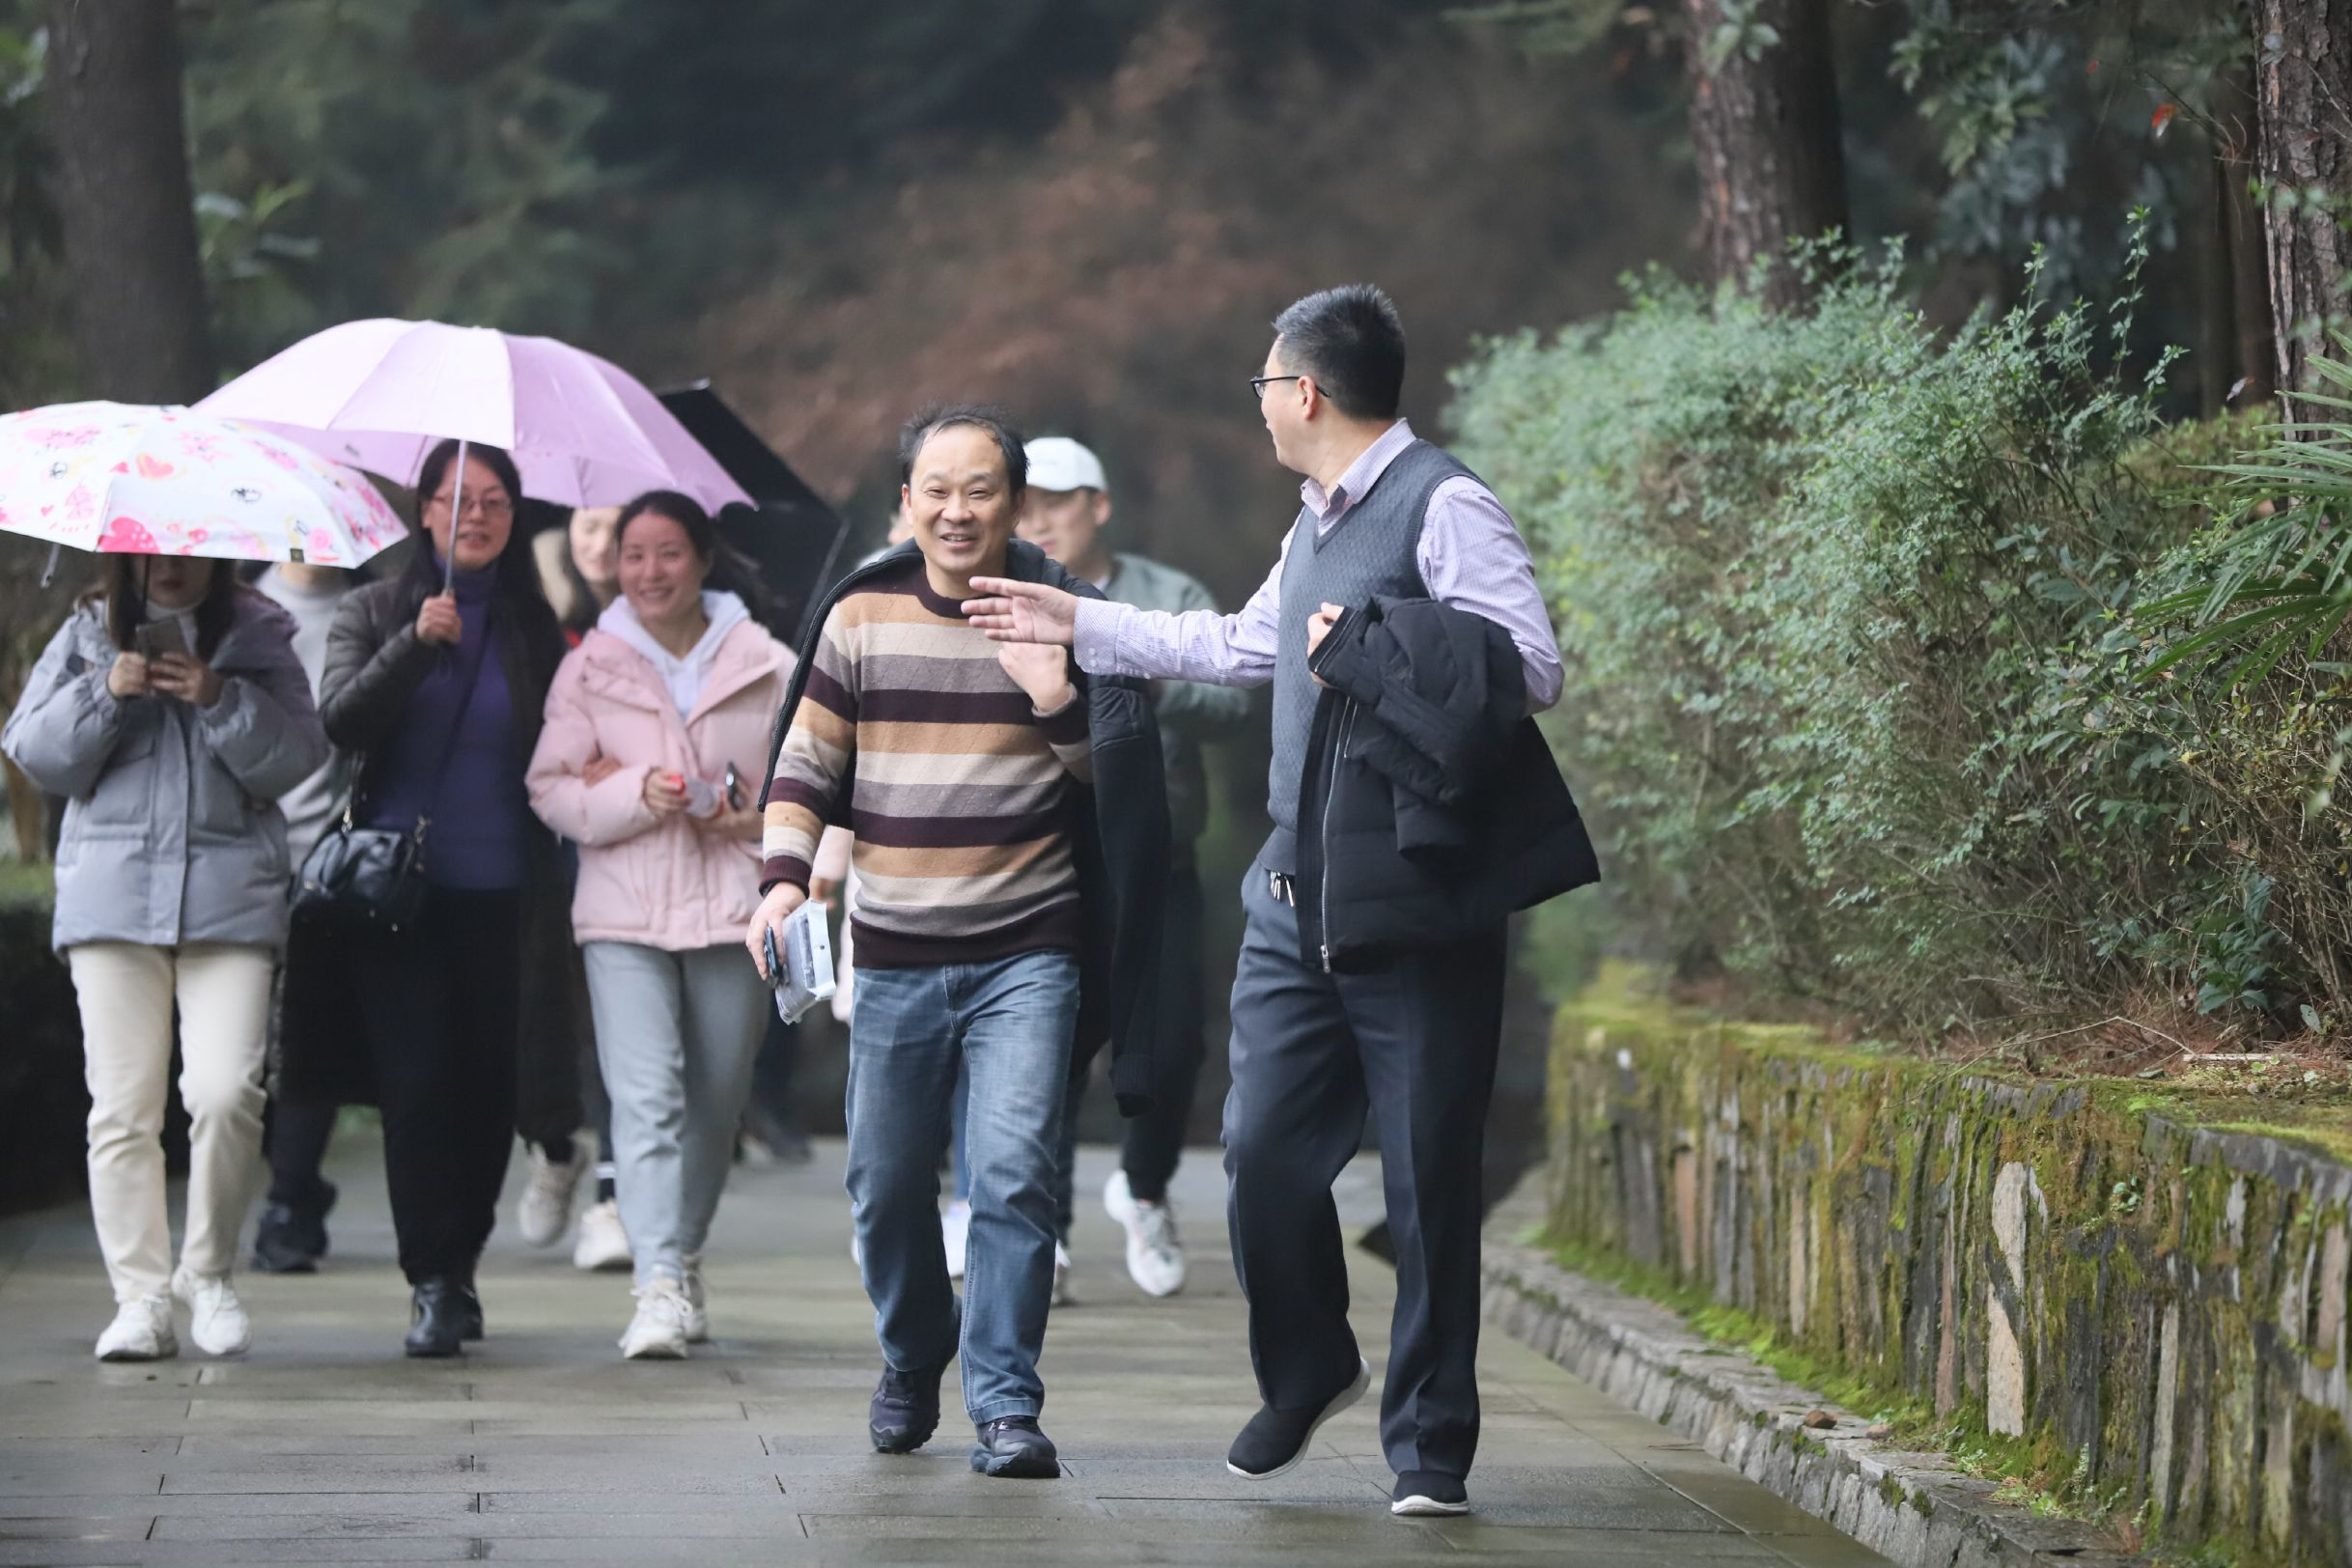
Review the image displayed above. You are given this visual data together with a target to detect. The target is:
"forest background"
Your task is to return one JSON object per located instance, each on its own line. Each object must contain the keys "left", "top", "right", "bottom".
{"left": 4, "top": 0, "right": 2349, "bottom": 1095}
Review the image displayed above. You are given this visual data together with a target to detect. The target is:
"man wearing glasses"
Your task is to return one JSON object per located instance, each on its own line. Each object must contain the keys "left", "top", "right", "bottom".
{"left": 966, "top": 285, "right": 1572, "bottom": 1519}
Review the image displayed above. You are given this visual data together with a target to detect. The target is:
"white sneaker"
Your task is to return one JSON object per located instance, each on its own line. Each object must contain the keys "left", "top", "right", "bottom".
{"left": 1051, "top": 1242, "right": 1074, "bottom": 1306}
{"left": 573, "top": 1197, "right": 632, "bottom": 1273}
{"left": 680, "top": 1255, "right": 710, "bottom": 1344}
{"left": 942, "top": 1199, "right": 971, "bottom": 1280}
{"left": 518, "top": 1136, "right": 590, "bottom": 1247}
{"left": 170, "top": 1269, "right": 252, "bottom": 1357}
{"left": 95, "top": 1294, "right": 177, "bottom": 1361}
{"left": 1105, "top": 1167, "right": 1188, "bottom": 1298}
{"left": 618, "top": 1276, "right": 690, "bottom": 1359}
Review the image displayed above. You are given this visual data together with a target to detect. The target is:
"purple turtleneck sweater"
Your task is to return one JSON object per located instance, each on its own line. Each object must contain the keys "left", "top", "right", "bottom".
{"left": 358, "top": 567, "right": 525, "bottom": 890}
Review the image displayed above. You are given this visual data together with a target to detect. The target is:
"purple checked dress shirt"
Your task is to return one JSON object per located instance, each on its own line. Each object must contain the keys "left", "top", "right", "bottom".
{"left": 1070, "top": 419, "right": 1564, "bottom": 711}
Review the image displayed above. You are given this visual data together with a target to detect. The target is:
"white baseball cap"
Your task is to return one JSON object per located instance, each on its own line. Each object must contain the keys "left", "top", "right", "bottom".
{"left": 1024, "top": 436, "right": 1107, "bottom": 493}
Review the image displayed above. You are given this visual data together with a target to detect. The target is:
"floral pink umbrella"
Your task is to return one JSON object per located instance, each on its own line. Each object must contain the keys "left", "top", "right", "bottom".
{"left": 0, "top": 402, "right": 407, "bottom": 583}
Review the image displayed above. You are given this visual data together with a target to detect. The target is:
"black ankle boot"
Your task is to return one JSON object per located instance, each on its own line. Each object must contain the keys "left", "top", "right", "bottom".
{"left": 454, "top": 1278, "right": 484, "bottom": 1342}
{"left": 405, "top": 1278, "right": 474, "bottom": 1358}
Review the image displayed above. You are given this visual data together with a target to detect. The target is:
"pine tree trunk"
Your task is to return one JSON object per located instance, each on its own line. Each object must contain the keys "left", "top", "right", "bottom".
{"left": 1684, "top": 0, "right": 1850, "bottom": 309}
{"left": 44, "top": 0, "right": 212, "bottom": 403}
{"left": 2212, "top": 60, "right": 2277, "bottom": 409}
{"left": 2252, "top": 0, "right": 2352, "bottom": 397}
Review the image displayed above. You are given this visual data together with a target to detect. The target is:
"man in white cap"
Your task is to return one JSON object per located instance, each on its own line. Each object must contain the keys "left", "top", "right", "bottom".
{"left": 1018, "top": 436, "right": 1248, "bottom": 1299}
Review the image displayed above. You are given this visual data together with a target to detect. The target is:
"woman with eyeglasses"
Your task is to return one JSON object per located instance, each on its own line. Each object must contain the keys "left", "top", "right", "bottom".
{"left": 276, "top": 438, "right": 585, "bottom": 1357}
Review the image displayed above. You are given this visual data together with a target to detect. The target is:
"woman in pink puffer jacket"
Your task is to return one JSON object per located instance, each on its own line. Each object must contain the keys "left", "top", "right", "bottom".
{"left": 525, "top": 490, "right": 792, "bottom": 1359}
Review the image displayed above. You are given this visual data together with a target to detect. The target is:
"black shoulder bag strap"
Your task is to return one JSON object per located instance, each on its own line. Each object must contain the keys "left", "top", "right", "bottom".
{"left": 339, "top": 601, "right": 497, "bottom": 850}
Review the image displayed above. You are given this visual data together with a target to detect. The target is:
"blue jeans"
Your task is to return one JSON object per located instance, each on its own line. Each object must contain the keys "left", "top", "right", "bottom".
{"left": 950, "top": 1066, "right": 1083, "bottom": 1243}
{"left": 847, "top": 949, "right": 1079, "bottom": 1424}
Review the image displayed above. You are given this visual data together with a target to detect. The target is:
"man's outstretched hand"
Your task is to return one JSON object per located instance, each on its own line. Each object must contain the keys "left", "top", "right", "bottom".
{"left": 964, "top": 578, "right": 1078, "bottom": 646}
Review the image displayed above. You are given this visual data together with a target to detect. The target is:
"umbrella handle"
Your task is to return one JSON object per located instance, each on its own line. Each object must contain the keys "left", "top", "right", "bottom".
{"left": 441, "top": 435, "right": 467, "bottom": 594}
{"left": 39, "top": 543, "right": 58, "bottom": 588}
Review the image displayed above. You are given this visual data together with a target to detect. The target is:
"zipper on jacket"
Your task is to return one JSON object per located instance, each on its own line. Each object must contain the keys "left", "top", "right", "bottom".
{"left": 1295, "top": 690, "right": 1354, "bottom": 974}
{"left": 1317, "top": 700, "right": 1359, "bottom": 973}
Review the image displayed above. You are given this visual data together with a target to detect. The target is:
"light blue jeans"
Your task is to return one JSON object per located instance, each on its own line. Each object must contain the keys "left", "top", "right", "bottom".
{"left": 847, "top": 949, "right": 1079, "bottom": 1424}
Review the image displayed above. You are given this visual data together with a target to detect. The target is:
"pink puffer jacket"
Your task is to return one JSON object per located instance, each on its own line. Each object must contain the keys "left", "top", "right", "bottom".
{"left": 526, "top": 618, "right": 791, "bottom": 950}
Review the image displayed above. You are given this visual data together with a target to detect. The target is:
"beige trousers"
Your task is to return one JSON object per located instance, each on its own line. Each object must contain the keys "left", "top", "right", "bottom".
{"left": 65, "top": 941, "right": 272, "bottom": 1302}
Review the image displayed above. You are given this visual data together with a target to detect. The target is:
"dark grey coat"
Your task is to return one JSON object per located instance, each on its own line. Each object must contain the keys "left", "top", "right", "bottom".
{"left": 3, "top": 595, "right": 326, "bottom": 952}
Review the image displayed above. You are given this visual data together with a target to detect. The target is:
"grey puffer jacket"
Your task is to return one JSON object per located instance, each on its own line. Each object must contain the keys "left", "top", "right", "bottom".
{"left": 2, "top": 594, "right": 327, "bottom": 952}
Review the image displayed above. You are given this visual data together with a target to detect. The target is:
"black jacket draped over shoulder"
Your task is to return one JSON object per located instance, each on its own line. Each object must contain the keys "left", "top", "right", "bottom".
{"left": 1294, "top": 594, "right": 1599, "bottom": 972}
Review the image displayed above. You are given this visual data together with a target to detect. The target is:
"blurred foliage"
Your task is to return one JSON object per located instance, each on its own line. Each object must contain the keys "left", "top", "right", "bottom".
{"left": 2, "top": 0, "right": 2309, "bottom": 1049}
{"left": 1452, "top": 228, "right": 2352, "bottom": 1042}
{"left": 1456, "top": 0, "right": 2245, "bottom": 371}
{"left": 1886, "top": 0, "right": 2244, "bottom": 305}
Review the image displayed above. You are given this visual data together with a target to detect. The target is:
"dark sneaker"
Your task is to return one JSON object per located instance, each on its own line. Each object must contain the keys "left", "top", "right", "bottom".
{"left": 1390, "top": 1470, "right": 1470, "bottom": 1517}
{"left": 250, "top": 1182, "right": 337, "bottom": 1274}
{"left": 1226, "top": 1356, "right": 1371, "bottom": 1479}
{"left": 969, "top": 1415, "right": 1059, "bottom": 1479}
{"left": 869, "top": 1362, "right": 945, "bottom": 1454}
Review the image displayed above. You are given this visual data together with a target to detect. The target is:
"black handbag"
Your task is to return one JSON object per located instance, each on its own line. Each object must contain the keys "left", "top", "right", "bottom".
{"left": 293, "top": 618, "right": 493, "bottom": 933}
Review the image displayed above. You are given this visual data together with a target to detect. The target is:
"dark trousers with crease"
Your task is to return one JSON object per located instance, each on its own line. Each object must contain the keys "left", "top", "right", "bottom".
{"left": 1221, "top": 851, "right": 1504, "bottom": 1483}
{"left": 350, "top": 887, "right": 522, "bottom": 1285}
{"left": 263, "top": 1099, "right": 337, "bottom": 1212}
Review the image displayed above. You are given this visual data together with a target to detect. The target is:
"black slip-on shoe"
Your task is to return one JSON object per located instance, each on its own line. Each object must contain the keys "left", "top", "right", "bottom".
{"left": 869, "top": 1362, "right": 946, "bottom": 1454}
{"left": 1390, "top": 1470, "right": 1470, "bottom": 1516}
{"left": 1226, "top": 1356, "right": 1372, "bottom": 1479}
{"left": 969, "top": 1416, "right": 1060, "bottom": 1478}
{"left": 404, "top": 1279, "right": 470, "bottom": 1358}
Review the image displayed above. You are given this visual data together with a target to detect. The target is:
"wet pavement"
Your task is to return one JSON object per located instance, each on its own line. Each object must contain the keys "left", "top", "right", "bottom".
{"left": 0, "top": 1128, "right": 1890, "bottom": 1565}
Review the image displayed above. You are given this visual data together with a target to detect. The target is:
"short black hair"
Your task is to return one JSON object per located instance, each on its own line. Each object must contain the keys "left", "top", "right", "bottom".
{"left": 899, "top": 404, "right": 1027, "bottom": 495}
{"left": 1271, "top": 284, "right": 1406, "bottom": 420}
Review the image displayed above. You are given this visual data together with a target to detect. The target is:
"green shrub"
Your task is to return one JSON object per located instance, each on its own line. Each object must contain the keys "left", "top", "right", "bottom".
{"left": 1452, "top": 240, "right": 2346, "bottom": 1035}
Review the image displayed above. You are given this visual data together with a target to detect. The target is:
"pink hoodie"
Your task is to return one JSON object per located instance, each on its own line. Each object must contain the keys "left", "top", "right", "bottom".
{"left": 527, "top": 610, "right": 792, "bottom": 950}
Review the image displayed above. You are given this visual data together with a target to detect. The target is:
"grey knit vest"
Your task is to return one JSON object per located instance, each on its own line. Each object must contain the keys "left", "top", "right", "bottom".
{"left": 1266, "top": 438, "right": 1470, "bottom": 846}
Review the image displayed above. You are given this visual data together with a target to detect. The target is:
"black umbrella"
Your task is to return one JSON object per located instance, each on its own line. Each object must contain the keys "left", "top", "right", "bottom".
{"left": 657, "top": 382, "right": 851, "bottom": 650}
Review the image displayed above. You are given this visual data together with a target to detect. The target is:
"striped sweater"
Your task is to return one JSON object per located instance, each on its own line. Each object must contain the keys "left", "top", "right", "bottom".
{"left": 762, "top": 558, "right": 1093, "bottom": 966}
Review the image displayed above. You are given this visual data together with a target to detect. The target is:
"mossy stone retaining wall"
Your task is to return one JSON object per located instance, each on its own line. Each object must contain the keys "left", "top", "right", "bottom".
{"left": 1544, "top": 966, "right": 2351, "bottom": 1565}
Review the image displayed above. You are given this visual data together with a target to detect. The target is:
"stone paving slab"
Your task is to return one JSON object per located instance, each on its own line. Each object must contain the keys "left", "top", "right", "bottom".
{"left": 0, "top": 1129, "right": 1890, "bottom": 1565}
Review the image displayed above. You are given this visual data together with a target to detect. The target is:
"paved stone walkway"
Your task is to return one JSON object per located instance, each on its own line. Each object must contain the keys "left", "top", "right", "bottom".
{"left": 0, "top": 1130, "right": 1888, "bottom": 1565}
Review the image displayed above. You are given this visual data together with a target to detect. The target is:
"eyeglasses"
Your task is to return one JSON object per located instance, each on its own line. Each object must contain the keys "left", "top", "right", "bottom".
{"left": 427, "top": 491, "right": 516, "bottom": 520}
{"left": 1249, "top": 375, "right": 1306, "bottom": 400}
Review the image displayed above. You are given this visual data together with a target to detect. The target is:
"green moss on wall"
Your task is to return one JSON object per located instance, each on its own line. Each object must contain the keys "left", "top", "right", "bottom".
{"left": 1544, "top": 964, "right": 2352, "bottom": 1567}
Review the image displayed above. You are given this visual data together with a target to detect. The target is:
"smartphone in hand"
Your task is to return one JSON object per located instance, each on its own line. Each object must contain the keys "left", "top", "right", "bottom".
{"left": 134, "top": 617, "right": 188, "bottom": 661}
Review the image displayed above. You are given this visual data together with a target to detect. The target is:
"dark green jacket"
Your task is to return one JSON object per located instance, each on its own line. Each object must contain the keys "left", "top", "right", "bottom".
{"left": 1098, "top": 553, "right": 1249, "bottom": 853}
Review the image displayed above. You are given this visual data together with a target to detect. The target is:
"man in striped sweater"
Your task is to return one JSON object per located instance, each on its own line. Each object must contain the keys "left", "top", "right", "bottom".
{"left": 748, "top": 408, "right": 1090, "bottom": 1482}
